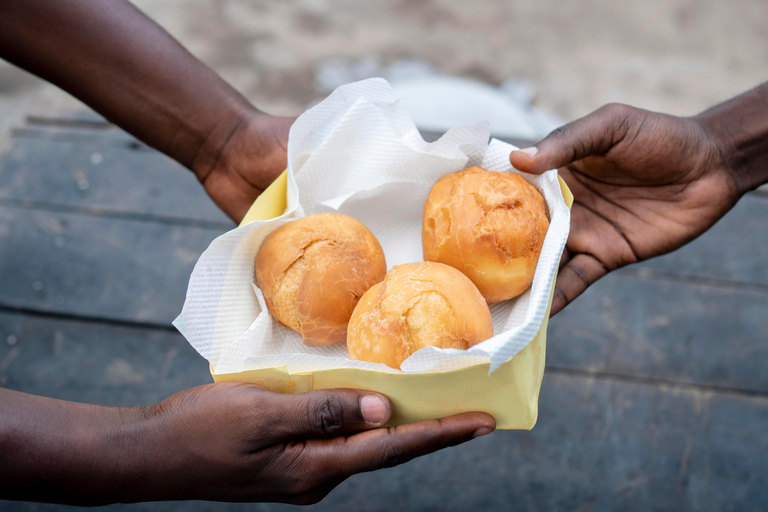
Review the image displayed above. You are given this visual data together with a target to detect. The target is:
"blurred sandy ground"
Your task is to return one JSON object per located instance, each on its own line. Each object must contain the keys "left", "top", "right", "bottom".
{"left": 1, "top": 0, "right": 767, "bottom": 149}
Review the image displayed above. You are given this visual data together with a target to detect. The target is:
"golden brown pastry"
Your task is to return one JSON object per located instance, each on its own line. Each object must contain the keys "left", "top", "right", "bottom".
{"left": 255, "top": 213, "right": 386, "bottom": 346}
{"left": 347, "top": 261, "right": 493, "bottom": 369}
{"left": 422, "top": 166, "right": 549, "bottom": 303}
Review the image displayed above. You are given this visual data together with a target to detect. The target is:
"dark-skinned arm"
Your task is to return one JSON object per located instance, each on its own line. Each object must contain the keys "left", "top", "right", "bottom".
{"left": 0, "top": 385, "right": 494, "bottom": 505}
{"left": 510, "top": 83, "right": 768, "bottom": 315}
{"left": 0, "top": 0, "right": 292, "bottom": 222}
{"left": 0, "top": 2, "right": 498, "bottom": 505}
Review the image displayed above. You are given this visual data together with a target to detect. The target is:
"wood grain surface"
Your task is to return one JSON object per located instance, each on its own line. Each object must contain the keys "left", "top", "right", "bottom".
{"left": 0, "top": 111, "right": 766, "bottom": 512}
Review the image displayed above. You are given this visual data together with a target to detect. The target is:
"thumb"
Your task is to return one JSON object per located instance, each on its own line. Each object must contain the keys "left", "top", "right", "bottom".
{"left": 510, "top": 103, "right": 640, "bottom": 174}
{"left": 265, "top": 388, "right": 393, "bottom": 442}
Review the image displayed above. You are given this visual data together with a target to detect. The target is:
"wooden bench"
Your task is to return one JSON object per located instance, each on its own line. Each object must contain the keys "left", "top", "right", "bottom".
{"left": 1, "top": 107, "right": 766, "bottom": 511}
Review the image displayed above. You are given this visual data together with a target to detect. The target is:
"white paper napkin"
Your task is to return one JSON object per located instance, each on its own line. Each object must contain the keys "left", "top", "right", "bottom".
{"left": 174, "top": 78, "right": 570, "bottom": 375}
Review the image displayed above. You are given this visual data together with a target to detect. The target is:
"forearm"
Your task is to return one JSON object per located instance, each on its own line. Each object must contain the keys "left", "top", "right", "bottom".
{"left": 0, "top": 388, "right": 155, "bottom": 505}
{"left": 696, "top": 82, "right": 768, "bottom": 196}
{"left": 0, "top": 0, "right": 256, "bottom": 180}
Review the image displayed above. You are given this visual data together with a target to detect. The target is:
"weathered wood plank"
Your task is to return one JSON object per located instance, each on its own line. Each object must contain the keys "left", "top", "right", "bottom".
{"left": 0, "top": 136, "right": 232, "bottom": 225}
{"left": 23, "top": 84, "right": 100, "bottom": 118}
{"left": 2, "top": 205, "right": 765, "bottom": 391}
{"left": 0, "top": 206, "right": 222, "bottom": 325}
{"left": 0, "top": 312, "right": 210, "bottom": 406}
{"left": 12, "top": 124, "right": 145, "bottom": 150}
{"left": 1, "top": 367, "right": 765, "bottom": 512}
{"left": 3, "top": 124, "right": 765, "bottom": 285}
{"left": 2, "top": 90, "right": 763, "bottom": 512}
{"left": 548, "top": 273, "right": 768, "bottom": 394}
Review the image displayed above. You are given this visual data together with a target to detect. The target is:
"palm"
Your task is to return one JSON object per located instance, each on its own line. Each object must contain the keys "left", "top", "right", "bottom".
{"left": 147, "top": 383, "right": 492, "bottom": 504}
{"left": 512, "top": 104, "right": 738, "bottom": 314}
{"left": 560, "top": 119, "right": 733, "bottom": 273}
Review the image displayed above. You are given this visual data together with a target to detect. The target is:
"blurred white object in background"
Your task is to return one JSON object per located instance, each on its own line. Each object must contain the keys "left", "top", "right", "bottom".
{"left": 314, "top": 57, "right": 564, "bottom": 141}
{"left": 392, "top": 76, "right": 537, "bottom": 141}
{"left": 314, "top": 56, "right": 384, "bottom": 92}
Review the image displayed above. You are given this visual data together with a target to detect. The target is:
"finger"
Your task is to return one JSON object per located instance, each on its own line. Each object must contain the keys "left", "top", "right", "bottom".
{"left": 264, "top": 388, "right": 393, "bottom": 442}
{"left": 312, "top": 412, "right": 496, "bottom": 479}
{"left": 509, "top": 103, "right": 642, "bottom": 174}
{"left": 550, "top": 253, "right": 608, "bottom": 316}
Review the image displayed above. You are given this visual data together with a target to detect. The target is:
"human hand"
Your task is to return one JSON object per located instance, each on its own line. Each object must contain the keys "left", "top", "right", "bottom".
{"left": 133, "top": 383, "right": 494, "bottom": 505}
{"left": 196, "top": 113, "right": 294, "bottom": 224}
{"left": 509, "top": 103, "right": 739, "bottom": 315}
{"left": 0, "top": 0, "right": 295, "bottom": 225}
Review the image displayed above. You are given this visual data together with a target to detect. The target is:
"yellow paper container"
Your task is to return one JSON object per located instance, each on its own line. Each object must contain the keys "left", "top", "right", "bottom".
{"left": 211, "top": 171, "right": 574, "bottom": 430}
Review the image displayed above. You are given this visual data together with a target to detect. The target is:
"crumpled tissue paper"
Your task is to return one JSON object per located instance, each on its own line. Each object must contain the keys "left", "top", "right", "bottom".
{"left": 174, "top": 78, "right": 570, "bottom": 376}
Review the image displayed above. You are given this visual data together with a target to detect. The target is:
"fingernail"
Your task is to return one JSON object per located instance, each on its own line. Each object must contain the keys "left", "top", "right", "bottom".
{"left": 360, "top": 394, "right": 388, "bottom": 425}
{"left": 472, "top": 427, "right": 493, "bottom": 438}
{"left": 517, "top": 146, "right": 538, "bottom": 158}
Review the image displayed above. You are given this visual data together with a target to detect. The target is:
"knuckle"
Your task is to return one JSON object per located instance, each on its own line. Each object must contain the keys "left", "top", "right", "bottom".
{"left": 594, "top": 103, "right": 641, "bottom": 145}
{"left": 575, "top": 138, "right": 591, "bottom": 162}
{"left": 604, "top": 103, "right": 636, "bottom": 129}
{"left": 568, "top": 262, "right": 592, "bottom": 288}
{"left": 380, "top": 439, "right": 410, "bottom": 469}
{"left": 553, "top": 284, "right": 569, "bottom": 306}
{"left": 309, "top": 395, "right": 345, "bottom": 437}
{"left": 548, "top": 123, "right": 571, "bottom": 140}
{"left": 602, "top": 102, "right": 632, "bottom": 117}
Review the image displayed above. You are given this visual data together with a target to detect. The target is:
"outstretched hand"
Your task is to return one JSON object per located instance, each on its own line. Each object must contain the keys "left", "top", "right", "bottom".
{"left": 510, "top": 103, "right": 739, "bottom": 315}
{"left": 140, "top": 384, "right": 495, "bottom": 505}
{"left": 0, "top": 384, "right": 494, "bottom": 506}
